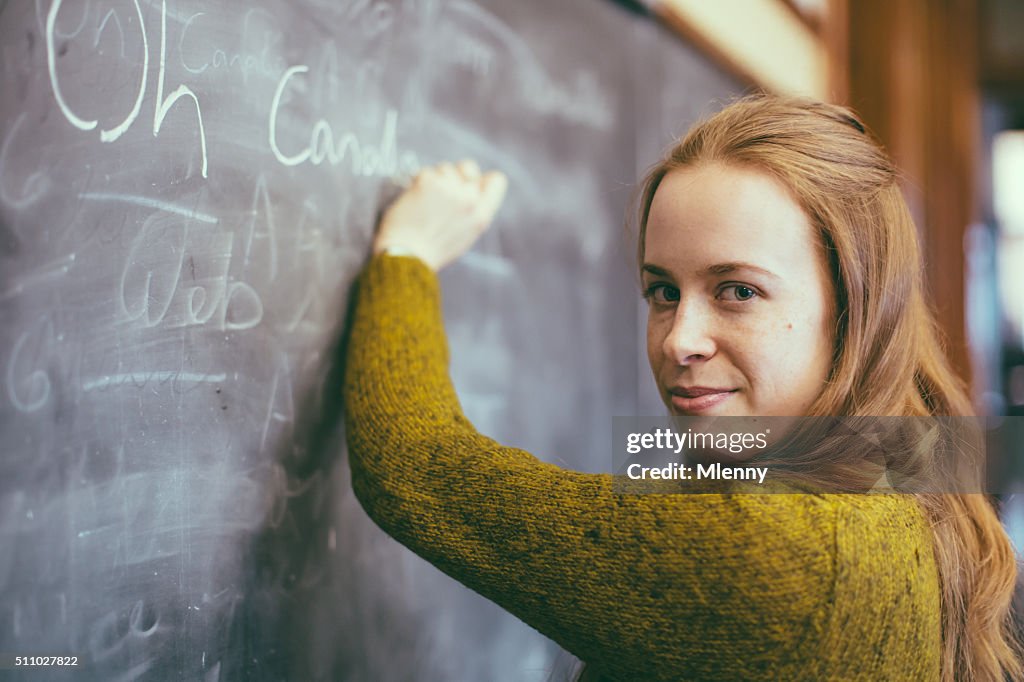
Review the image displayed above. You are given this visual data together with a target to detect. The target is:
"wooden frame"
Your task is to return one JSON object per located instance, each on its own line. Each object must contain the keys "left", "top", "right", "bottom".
{"left": 643, "top": 0, "right": 830, "bottom": 100}
{"left": 778, "top": 0, "right": 824, "bottom": 34}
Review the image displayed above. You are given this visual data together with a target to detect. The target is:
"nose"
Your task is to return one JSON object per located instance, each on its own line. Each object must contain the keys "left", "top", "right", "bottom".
{"left": 662, "top": 301, "right": 716, "bottom": 365}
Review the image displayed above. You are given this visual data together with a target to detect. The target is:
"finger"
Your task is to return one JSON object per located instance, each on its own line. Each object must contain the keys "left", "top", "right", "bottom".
{"left": 411, "top": 165, "right": 437, "bottom": 186}
{"left": 476, "top": 171, "right": 508, "bottom": 225}
{"left": 436, "top": 162, "right": 457, "bottom": 179}
{"left": 457, "top": 159, "right": 481, "bottom": 181}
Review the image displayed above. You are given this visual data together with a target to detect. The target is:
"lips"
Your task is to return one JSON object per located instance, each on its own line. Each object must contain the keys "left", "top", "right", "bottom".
{"left": 668, "top": 387, "right": 737, "bottom": 414}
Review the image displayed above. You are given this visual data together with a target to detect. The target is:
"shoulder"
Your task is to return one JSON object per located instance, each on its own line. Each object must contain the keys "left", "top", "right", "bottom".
{"left": 829, "top": 493, "right": 938, "bottom": 597}
{"left": 563, "top": 489, "right": 937, "bottom": 679}
{"left": 830, "top": 493, "right": 935, "bottom": 569}
{"left": 821, "top": 493, "right": 942, "bottom": 678}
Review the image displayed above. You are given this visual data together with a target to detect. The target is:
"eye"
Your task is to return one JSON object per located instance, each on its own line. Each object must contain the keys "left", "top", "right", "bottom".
{"left": 718, "top": 284, "right": 759, "bottom": 302}
{"left": 642, "top": 283, "right": 680, "bottom": 305}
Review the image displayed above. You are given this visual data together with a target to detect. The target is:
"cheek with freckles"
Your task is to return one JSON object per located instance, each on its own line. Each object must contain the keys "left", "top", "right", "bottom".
{"left": 737, "top": 313, "right": 829, "bottom": 414}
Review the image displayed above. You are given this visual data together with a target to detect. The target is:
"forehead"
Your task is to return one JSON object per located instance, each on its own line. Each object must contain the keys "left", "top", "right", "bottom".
{"left": 644, "top": 163, "right": 821, "bottom": 276}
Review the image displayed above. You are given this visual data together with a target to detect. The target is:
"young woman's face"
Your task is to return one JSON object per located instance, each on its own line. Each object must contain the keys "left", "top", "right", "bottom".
{"left": 643, "top": 162, "right": 835, "bottom": 417}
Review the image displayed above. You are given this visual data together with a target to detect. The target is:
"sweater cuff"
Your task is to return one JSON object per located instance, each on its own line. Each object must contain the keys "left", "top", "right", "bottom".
{"left": 361, "top": 251, "right": 441, "bottom": 299}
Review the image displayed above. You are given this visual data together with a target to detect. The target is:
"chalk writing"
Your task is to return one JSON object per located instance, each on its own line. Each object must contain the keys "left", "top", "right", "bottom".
{"left": 301, "top": 0, "right": 399, "bottom": 37}
{"left": 94, "top": 7, "right": 125, "bottom": 57}
{"left": 9, "top": 590, "right": 71, "bottom": 641}
{"left": 340, "top": 0, "right": 397, "bottom": 40}
{"left": 0, "top": 113, "right": 51, "bottom": 210}
{"left": 42, "top": 0, "right": 88, "bottom": 39}
{"left": 268, "top": 64, "right": 418, "bottom": 175}
{"left": 154, "top": 0, "right": 208, "bottom": 177}
{"left": 264, "top": 464, "right": 325, "bottom": 531}
{"left": 453, "top": 34, "right": 494, "bottom": 76}
{"left": 179, "top": 9, "right": 286, "bottom": 83}
{"left": 46, "top": 0, "right": 209, "bottom": 176}
{"left": 307, "top": 42, "right": 385, "bottom": 112}
{"left": 86, "top": 600, "right": 161, "bottom": 676}
{"left": 118, "top": 212, "right": 186, "bottom": 328}
{"left": 447, "top": 1, "right": 615, "bottom": 130}
{"left": 118, "top": 212, "right": 263, "bottom": 331}
{"left": 82, "top": 372, "right": 226, "bottom": 393}
{"left": 46, "top": 0, "right": 147, "bottom": 143}
{"left": 243, "top": 175, "right": 278, "bottom": 280}
{"left": 259, "top": 352, "right": 294, "bottom": 454}
{"left": 524, "top": 69, "right": 613, "bottom": 131}
{"left": 6, "top": 315, "right": 55, "bottom": 413}
{"left": 272, "top": 198, "right": 334, "bottom": 335}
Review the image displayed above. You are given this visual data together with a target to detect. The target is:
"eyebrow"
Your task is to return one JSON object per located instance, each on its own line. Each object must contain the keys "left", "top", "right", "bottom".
{"left": 642, "top": 262, "right": 781, "bottom": 280}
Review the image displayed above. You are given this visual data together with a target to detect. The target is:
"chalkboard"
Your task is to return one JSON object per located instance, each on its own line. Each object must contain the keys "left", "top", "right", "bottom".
{"left": 0, "top": 1, "right": 743, "bottom": 679}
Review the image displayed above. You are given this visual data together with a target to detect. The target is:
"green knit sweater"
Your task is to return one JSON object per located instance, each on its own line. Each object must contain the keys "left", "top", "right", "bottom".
{"left": 343, "top": 253, "right": 942, "bottom": 681}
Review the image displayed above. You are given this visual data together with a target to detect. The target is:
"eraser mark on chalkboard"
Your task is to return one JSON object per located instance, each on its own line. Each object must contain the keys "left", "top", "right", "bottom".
{"left": 79, "top": 192, "right": 218, "bottom": 224}
{"left": 82, "top": 372, "right": 226, "bottom": 392}
{"left": 460, "top": 251, "right": 514, "bottom": 278}
{"left": 0, "top": 253, "right": 75, "bottom": 302}
{"left": 0, "top": 113, "right": 53, "bottom": 211}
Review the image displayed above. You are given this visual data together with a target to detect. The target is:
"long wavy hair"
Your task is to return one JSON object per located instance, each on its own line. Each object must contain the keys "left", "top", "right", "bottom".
{"left": 632, "top": 95, "right": 1022, "bottom": 681}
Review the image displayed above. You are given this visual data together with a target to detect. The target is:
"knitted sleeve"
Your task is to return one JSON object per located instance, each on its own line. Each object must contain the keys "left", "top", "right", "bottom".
{"left": 342, "top": 254, "right": 840, "bottom": 680}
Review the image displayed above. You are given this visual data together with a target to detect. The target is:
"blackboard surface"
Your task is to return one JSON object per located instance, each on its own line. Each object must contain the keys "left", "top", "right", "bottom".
{"left": 0, "top": 1, "right": 742, "bottom": 679}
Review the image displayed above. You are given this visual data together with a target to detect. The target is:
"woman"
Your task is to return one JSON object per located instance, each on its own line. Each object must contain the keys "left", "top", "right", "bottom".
{"left": 343, "top": 95, "right": 1023, "bottom": 680}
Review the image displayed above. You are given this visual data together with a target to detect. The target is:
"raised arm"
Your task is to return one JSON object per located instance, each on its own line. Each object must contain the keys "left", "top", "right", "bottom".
{"left": 342, "top": 164, "right": 843, "bottom": 680}
{"left": 343, "top": 253, "right": 845, "bottom": 679}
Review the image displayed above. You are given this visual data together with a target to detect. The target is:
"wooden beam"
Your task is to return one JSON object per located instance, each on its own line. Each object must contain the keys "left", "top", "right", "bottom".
{"left": 846, "top": 0, "right": 981, "bottom": 394}
{"left": 646, "top": 0, "right": 829, "bottom": 99}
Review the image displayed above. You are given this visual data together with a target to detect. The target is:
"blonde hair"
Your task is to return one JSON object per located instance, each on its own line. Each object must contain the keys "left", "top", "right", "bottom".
{"left": 635, "top": 94, "right": 1023, "bottom": 681}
